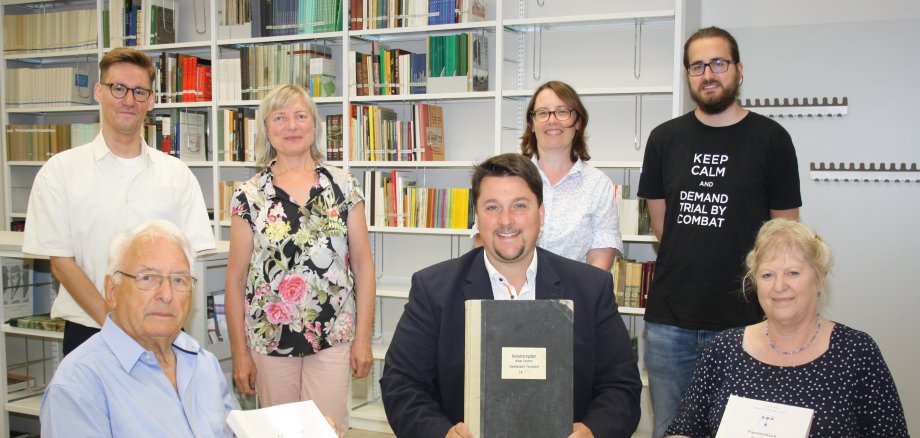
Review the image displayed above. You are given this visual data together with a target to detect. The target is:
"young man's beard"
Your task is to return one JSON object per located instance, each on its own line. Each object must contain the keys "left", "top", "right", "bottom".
{"left": 690, "top": 78, "right": 740, "bottom": 115}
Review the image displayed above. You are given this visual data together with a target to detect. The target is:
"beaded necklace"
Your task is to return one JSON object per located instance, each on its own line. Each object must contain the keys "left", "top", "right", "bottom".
{"left": 765, "top": 316, "right": 822, "bottom": 355}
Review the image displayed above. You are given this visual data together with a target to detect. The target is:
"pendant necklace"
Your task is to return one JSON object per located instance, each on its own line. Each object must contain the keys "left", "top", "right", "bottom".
{"left": 765, "top": 316, "right": 822, "bottom": 355}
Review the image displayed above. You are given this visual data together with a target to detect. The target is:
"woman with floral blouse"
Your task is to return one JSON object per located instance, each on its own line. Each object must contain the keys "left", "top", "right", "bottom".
{"left": 225, "top": 84, "right": 375, "bottom": 435}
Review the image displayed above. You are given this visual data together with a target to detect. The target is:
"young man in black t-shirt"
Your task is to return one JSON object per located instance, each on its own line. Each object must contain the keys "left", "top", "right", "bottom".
{"left": 637, "top": 26, "right": 802, "bottom": 438}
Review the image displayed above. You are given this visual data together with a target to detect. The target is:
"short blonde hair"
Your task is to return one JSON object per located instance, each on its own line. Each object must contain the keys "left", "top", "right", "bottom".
{"left": 254, "top": 84, "right": 324, "bottom": 168}
{"left": 743, "top": 218, "right": 833, "bottom": 298}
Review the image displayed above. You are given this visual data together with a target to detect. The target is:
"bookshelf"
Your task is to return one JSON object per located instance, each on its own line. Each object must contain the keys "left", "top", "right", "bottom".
{"left": 2, "top": 0, "right": 698, "bottom": 434}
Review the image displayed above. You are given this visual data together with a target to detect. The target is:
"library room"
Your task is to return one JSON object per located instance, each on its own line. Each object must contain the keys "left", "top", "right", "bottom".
{"left": 1, "top": 0, "right": 917, "bottom": 437}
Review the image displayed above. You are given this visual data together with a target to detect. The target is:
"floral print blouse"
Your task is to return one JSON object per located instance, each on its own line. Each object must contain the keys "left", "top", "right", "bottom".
{"left": 231, "top": 161, "right": 363, "bottom": 356}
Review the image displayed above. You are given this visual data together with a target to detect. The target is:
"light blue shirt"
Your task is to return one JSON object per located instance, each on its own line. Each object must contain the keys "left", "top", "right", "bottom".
{"left": 40, "top": 316, "right": 233, "bottom": 437}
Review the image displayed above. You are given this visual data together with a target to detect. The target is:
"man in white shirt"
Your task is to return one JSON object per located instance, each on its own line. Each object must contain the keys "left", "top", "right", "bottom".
{"left": 23, "top": 47, "right": 215, "bottom": 355}
{"left": 380, "top": 153, "right": 641, "bottom": 438}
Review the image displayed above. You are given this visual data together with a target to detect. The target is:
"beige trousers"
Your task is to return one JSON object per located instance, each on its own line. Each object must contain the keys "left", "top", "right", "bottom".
{"left": 251, "top": 342, "right": 352, "bottom": 435}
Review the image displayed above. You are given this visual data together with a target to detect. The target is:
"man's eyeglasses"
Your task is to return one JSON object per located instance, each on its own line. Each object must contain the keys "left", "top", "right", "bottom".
{"left": 531, "top": 107, "right": 575, "bottom": 123}
{"left": 102, "top": 82, "right": 153, "bottom": 102}
{"left": 115, "top": 271, "right": 197, "bottom": 293}
{"left": 687, "top": 59, "right": 737, "bottom": 77}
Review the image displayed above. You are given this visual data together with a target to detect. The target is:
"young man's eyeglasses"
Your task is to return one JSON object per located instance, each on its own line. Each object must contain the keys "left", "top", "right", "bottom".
{"left": 115, "top": 271, "right": 197, "bottom": 293}
{"left": 531, "top": 108, "right": 575, "bottom": 123}
{"left": 687, "top": 59, "right": 738, "bottom": 77}
{"left": 102, "top": 82, "right": 153, "bottom": 102}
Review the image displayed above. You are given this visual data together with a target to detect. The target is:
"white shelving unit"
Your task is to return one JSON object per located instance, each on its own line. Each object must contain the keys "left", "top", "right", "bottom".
{"left": 2, "top": 0, "right": 700, "bottom": 435}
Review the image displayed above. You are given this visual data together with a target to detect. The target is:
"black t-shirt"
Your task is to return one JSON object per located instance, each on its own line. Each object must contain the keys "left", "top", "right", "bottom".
{"left": 637, "top": 111, "right": 802, "bottom": 330}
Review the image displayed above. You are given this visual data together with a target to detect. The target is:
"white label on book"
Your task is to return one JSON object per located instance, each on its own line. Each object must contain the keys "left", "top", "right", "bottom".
{"left": 501, "top": 347, "right": 546, "bottom": 380}
{"left": 715, "top": 395, "right": 814, "bottom": 438}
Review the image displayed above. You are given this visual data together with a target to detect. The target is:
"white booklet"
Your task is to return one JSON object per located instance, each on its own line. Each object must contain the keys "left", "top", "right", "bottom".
{"left": 716, "top": 395, "right": 814, "bottom": 438}
{"left": 226, "top": 400, "right": 338, "bottom": 438}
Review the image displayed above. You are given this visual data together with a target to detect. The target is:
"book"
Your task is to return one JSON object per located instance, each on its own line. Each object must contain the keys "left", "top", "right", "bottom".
{"left": 426, "top": 104, "right": 445, "bottom": 160}
{"left": 716, "top": 395, "right": 814, "bottom": 438}
{"left": 6, "top": 371, "right": 36, "bottom": 393}
{"left": 618, "top": 198, "right": 639, "bottom": 236}
{"left": 179, "top": 111, "right": 208, "bottom": 161}
{"left": 2, "top": 258, "right": 33, "bottom": 321}
{"left": 470, "top": 33, "right": 489, "bottom": 91}
{"left": 464, "top": 299, "right": 573, "bottom": 438}
{"left": 226, "top": 400, "right": 338, "bottom": 438}
{"left": 7, "top": 313, "right": 65, "bottom": 332}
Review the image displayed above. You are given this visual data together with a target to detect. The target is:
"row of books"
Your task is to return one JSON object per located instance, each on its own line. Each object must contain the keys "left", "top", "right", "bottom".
{"left": 364, "top": 170, "right": 472, "bottom": 229}
{"left": 612, "top": 259, "right": 655, "bottom": 309}
{"left": 350, "top": 48, "right": 427, "bottom": 96}
{"left": 323, "top": 114, "right": 345, "bottom": 161}
{"left": 155, "top": 52, "right": 213, "bottom": 103}
{"left": 217, "top": 42, "right": 335, "bottom": 102}
{"left": 2, "top": 9, "right": 98, "bottom": 54}
{"left": 428, "top": 33, "right": 489, "bottom": 93}
{"left": 141, "top": 111, "right": 209, "bottom": 161}
{"left": 178, "top": 109, "right": 342, "bottom": 165}
{"left": 5, "top": 123, "right": 98, "bottom": 162}
{"left": 5, "top": 67, "right": 93, "bottom": 108}
{"left": 106, "top": 0, "right": 177, "bottom": 48}
{"left": 349, "top": 0, "right": 486, "bottom": 30}
{"left": 349, "top": 102, "right": 445, "bottom": 162}
{"left": 217, "top": 108, "right": 258, "bottom": 162}
{"left": 220, "top": 0, "right": 343, "bottom": 39}
{"left": 349, "top": 33, "right": 488, "bottom": 96}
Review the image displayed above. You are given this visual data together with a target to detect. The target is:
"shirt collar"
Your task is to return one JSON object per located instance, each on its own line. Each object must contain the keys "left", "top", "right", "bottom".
{"left": 91, "top": 132, "right": 150, "bottom": 162}
{"left": 483, "top": 250, "right": 539, "bottom": 298}
{"left": 530, "top": 155, "right": 585, "bottom": 185}
{"left": 100, "top": 315, "right": 201, "bottom": 374}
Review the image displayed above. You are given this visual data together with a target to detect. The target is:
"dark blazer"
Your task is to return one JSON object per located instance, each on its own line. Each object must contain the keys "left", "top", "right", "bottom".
{"left": 380, "top": 247, "right": 642, "bottom": 437}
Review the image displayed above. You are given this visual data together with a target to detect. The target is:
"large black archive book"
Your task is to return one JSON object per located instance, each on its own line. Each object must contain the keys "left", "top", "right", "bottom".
{"left": 464, "top": 299, "right": 574, "bottom": 438}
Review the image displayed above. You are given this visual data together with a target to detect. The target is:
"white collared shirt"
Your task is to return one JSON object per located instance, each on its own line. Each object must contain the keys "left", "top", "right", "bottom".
{"left": 483, "top": 251, "right": 539, "bottom": 300}
{"left": 23, "top": 133, "right": 216, "bottom": 328}
{"left": 533, "top": 156, "right": 623, "bottom": 263}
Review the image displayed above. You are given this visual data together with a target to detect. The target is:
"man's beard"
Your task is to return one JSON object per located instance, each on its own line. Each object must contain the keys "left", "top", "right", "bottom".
{"left": 690, "top": 78, "right": 740, "bottom": 115}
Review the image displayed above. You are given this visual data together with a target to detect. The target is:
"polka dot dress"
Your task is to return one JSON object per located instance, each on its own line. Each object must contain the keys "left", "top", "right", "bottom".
{"left": 665, "top": 323, "right": 909, "bottom": 437}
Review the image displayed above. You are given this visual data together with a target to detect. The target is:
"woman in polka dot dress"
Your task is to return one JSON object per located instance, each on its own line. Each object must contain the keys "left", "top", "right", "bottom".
{"left": 666, "top": 218, "right": 909, "bottom": 437}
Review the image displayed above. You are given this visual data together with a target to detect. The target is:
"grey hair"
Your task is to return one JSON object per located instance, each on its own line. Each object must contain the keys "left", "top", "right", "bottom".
{"left": 107, "top": 219, "right": 194, "bottom": 278}
{"left": 254, "top": 84, "right": 324, "bottom": 168}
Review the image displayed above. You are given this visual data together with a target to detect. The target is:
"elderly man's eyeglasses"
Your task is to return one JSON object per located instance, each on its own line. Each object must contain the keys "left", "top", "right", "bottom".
{"left": 531, "top": 108, "right": 575, "bottom": 123}
{"left": 102, "top": 82, "right": 153, "bottom": 102}
{"left": 687, "top": 59, "right": 737, "bottom": 77}
{"left": 115, "top": 271, "right": 197, "bottom": 293}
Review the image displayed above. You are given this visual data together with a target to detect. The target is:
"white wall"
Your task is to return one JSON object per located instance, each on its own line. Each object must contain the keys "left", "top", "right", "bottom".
{"left": 702, "top": 1, "right": 920, "bottom": 432}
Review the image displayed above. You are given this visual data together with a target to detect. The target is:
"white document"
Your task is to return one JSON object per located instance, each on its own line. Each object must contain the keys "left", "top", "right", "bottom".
{"left": 716, "top": 395, "right": 814, "bottom": 438}
{"left": 226, "top": 400, "right": 338, "bottom": 438}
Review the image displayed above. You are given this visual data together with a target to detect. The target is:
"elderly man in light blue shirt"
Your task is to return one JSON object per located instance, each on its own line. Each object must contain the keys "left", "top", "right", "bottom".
{"left": 40, "top": 220, "right": 233, "bottom": 437}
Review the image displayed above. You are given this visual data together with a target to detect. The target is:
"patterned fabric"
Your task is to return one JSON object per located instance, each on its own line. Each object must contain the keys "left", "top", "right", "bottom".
{"left": 666, "top": 323, "right": 909, "bottom": 437}
{"left": 231, "top": 162, "right": 363, "bottom": 356}
{"left": 532, "top": 156, "right": 623, "bottom": 263}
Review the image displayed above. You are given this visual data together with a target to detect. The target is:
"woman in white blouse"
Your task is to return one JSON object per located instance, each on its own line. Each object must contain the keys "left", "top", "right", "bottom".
{"left": 518, "top": 81, "right": 622, "bottom": 270}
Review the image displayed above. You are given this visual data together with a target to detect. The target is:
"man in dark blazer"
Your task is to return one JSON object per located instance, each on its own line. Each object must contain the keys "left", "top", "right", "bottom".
{"left": 380, "top": 153, "right": 642, "bottom": 438}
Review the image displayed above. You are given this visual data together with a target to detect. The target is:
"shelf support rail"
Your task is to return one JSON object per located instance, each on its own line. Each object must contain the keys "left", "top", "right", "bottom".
{"left": 634, "top": 19, "right": 643, "bottom": 79}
